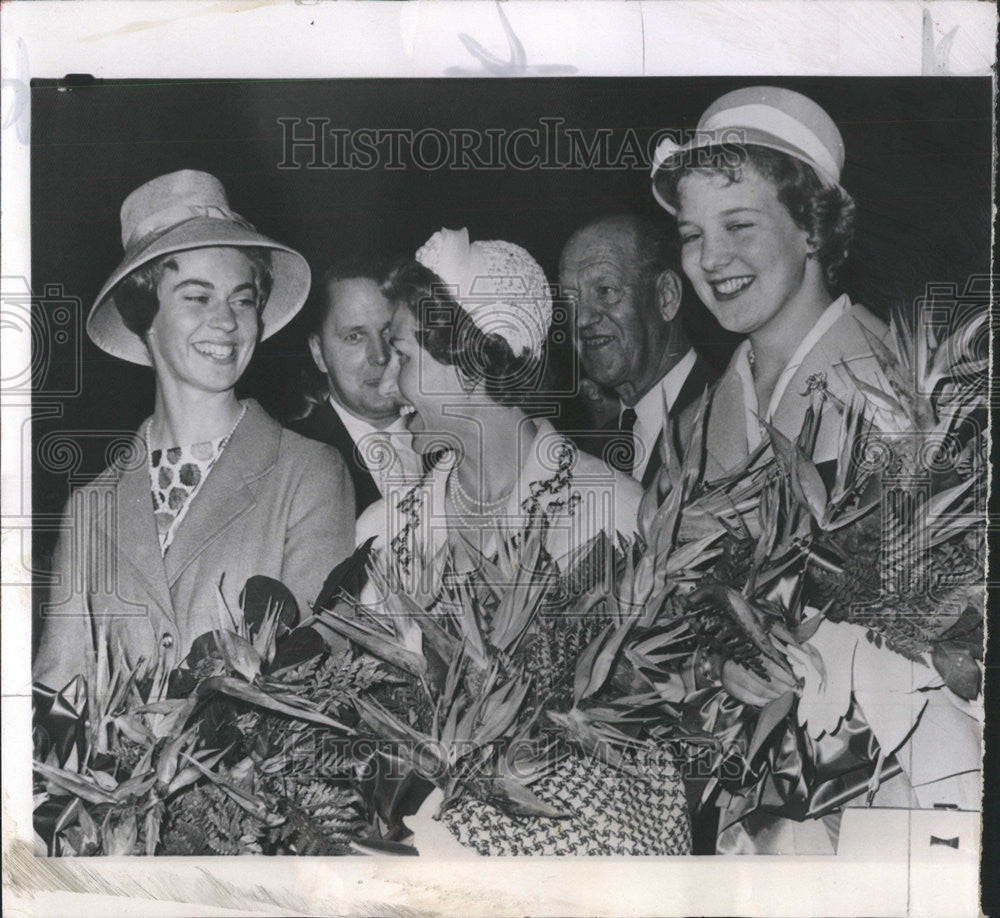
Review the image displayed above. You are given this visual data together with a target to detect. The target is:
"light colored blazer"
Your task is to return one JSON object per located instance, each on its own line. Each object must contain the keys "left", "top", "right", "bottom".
{"left": 702, "top": 301, "right": 890, "bottom": 479}
{"left": 34, "top": 400, "right": 355, "bottom": 688}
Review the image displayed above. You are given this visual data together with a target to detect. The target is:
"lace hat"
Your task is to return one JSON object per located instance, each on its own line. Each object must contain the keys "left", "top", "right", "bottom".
{"left": 88, "top": 170, "right": 311, "bottom": 365}
{"left": 415, "top": 227, "right": 552, "bottom": 360}
{"left": 651, "top": 86, "right": 846, "bottom": 215}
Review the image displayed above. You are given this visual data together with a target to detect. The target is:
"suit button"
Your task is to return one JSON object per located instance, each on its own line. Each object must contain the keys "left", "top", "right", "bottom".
{"left": 161, "top": 633, "right": 175, "bottom": 649}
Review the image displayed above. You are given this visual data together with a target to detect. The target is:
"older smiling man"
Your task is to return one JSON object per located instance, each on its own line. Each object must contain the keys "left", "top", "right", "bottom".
{"left": 559, "top": 214, "right": 716, "bottom": 487}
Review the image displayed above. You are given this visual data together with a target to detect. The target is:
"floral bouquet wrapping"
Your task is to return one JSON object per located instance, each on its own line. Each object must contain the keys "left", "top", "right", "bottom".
{"left": 618, "top": 304, "right": 986, "bottom": 851}
{"left": 33, "top": 523, "right": 697, "bottom": 856}
{"left": 315, "top": 518, "right": 694, "bottom": 856}
{"left": 31, "top": 304, "right": 984, "bottom": 858}
{"left": 33, "top": 576, "right": 383, "bottom": 855}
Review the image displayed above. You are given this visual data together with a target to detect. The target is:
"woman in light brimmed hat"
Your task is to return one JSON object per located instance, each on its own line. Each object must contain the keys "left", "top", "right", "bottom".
{"left": 34, "top": 170, "right": 355, "bottom": 688}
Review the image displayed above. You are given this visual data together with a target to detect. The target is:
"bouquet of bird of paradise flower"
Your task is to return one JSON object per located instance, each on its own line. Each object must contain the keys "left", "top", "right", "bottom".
{"left": 315, "top": 511, "right": 696, "bottom": 856}
{"left": 605, "top": 303, "right": 987, "bottom": 840}
{"left": 33, "top": 576, "right": 387, "bottom": 856}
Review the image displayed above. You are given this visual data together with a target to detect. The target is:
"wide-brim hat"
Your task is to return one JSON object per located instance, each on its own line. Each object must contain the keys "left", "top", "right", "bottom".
{"left": 651, "top": 85, "right": 846, "bottom": 215}
{"left": 88, "top": 170, "right": 311, "bottom": 365}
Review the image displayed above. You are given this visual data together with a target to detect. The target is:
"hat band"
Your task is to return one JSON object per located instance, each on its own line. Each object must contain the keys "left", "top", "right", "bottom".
{"left": 702, "top": 104, "right": 841, "bottom": 182}
{"left": 124, "top": 202, "right": 252, "bottom": 250}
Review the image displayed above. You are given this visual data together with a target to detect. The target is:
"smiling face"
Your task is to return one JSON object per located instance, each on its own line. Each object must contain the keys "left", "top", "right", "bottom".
{"left": 559, "top": 222, "right": 670, "bottom": 397}
{"left": 309, "top": 277, "right": 399, "bottom": 427}
{"left": 676, "top": 166, "right": 815, "bottom": 339}
{"left": 144, "top": 247, "right": 261, "bottom": 395}
{"left": 378, "top": 306, "right": 467, "bottom": 455}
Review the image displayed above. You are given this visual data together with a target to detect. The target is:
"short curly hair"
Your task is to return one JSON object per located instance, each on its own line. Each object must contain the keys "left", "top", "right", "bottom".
{"left": 655, "top": 145, "right": 855, "bottom": 290}
{"left": 382, "top": 259, "right": 544, "bottom": 408}
{"left": 112, "top": 245, "right": 274, "bottom": 338}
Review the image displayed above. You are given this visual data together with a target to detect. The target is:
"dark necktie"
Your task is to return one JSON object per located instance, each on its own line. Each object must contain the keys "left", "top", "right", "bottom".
{"left": 609, "top": 407, "right": 637, "bottom": 475}
{"left": 642, "top": 429, "right": 664, "bottom": 490}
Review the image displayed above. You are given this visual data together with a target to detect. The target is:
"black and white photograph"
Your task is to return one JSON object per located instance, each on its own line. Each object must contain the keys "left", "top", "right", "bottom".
{"left": 2, "top": 2, "right": 995, "bottom": 916}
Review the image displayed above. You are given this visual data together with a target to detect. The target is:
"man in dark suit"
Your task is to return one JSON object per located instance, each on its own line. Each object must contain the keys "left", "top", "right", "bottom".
{"left": 559, "top": 214, "right": 717, "bottom": 489}
{"left": 289, "top": 257, "right": 421, "bottom": 515}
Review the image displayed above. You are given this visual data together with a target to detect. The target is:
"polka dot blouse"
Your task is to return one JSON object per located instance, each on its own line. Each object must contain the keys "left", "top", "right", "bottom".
{"left": 149, "top": 435, "right": 230, "bottom": 553}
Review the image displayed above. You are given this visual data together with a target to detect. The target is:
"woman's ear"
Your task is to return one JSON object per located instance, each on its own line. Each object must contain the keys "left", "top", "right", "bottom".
{"left": 457, "top": 366, "right": 486, "bottom": 396}
{"left": 308, "top": 334, "right": 328, "bottom": 375}
{"left": 655, "top": 269, "right": 683, "bottom": 323}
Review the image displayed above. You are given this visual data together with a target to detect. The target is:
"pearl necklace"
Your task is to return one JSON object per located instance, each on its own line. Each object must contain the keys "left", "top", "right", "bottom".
{"left": 448, "top": 469, "right": 511, "bottom": 519}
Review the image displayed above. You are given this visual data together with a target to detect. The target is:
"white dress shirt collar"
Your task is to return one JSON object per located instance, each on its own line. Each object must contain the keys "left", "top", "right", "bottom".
{"left": 623, "top": 347, "right": 697, "bottom": 481}
{"left": 328, "top": 397, "right": 420, "bottom": 491}
{"left": 327, "top": 396, "right": 393, "bottom": 444}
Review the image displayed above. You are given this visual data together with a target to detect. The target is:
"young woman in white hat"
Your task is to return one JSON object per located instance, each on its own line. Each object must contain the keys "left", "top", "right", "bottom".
{"left": 357, "top": 226, "right": 644, "bottom": 570}
{"left": 34, "top": 170, "right": 355, "bottom": 688}
{"left": 652, "top": 85, "right": 889, "bottom": 477}
{"left": 651, "top": 87, "right": 979, "bottom": 854}
{"left": 351, "top": 227, "right": 691, "bottom": 856}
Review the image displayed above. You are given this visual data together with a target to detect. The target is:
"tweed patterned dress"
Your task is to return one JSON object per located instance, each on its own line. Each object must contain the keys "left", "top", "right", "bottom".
{"left": 439, "top": 754, "right": 692, "bottom": 855}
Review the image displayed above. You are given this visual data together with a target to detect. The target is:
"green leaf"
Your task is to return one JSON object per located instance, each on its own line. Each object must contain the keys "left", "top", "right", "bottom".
{"left": 586, "top": 617, "right": 637, "bottom": 700}
{"left": 680, "top": 387, "right": 712, "bottom": 492}
{"left": 831, "top": 392, "right": 868, "bottom": 503}
{"left": 931, "top": 643, "right": 981, "bottom": 701}
{"left": 165, "top": 746, "right": 229, "bottom": 796}
{"left": 439, "top": 694, "right": 464, "bottom": 749}
{"left": 791, "top": 446, "right": 828, "bottom": 522}
{"left": 746, "top": 690, "right": 796, "bottom": 763}
{"left": 572, "top": 626, "right": 608, "bottom": 705}
{"left": 212, "top": 629, "right": 263, "bottom": 681}
{"left": 179, "top": 753, "right": 284, "bottom": 827}
{"left": 115, "top": 772, "right": 157, "bottom": 800}
{"left": 637, "top": 484, "right": 662, "bottom": 548}
{"left": 479, "top": 776, "right": 569, "bottom": 818}
{"left": 112, "top": 714, "right": 155, "bottom": 745}
{"left": 451, "top": 579, "right": 488, "bottom": 666}
{"left": 33, "top": 762, "right": 116, "bottom": 805}
{"left": 474, "top": 678, "right": 531, "bottom": 747}
{"left": 663, "top": 531, "right": 724, "bottom": 577}
{"left": 317, "top": 611, "right": 429, "bottom": 679}
{"left": 354, "top": 695, "right": 428, "bottom": 745}
{"left": 759, "top": 418, "right": 797, "bottom": 471}
{"left": 197, "top": 676, "right": 353, "bottom": 732}
{"left": 834, "top": 358, "right": 907, "bottom": 420}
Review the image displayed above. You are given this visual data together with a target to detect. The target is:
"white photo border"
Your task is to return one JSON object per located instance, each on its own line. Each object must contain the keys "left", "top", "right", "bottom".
{"left": 2, "top": 3, "right": 995, "bottom": 916}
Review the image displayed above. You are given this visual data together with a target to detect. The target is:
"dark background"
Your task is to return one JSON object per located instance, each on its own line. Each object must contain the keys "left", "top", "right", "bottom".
{"left": 30, "top": 76, "right": 992, "bottom": 532}
{"left": 26, "top": 77, "right": 996, "bottom": 892}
